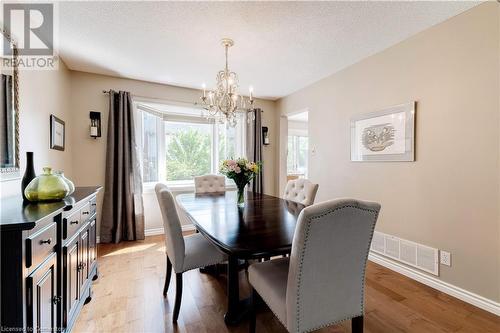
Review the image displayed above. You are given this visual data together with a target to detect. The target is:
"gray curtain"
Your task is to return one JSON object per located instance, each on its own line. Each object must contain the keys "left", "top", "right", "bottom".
{"left": 246, "top": 108, "right": 264, "bottom": 193}
{"left": 101, "top": 90, "right": 145, "bottom": 243}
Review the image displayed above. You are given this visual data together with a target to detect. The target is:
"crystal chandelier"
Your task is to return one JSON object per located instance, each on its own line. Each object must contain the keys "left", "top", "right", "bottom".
{"left": 198, "top": 38, "right": 254, "bottom": 127}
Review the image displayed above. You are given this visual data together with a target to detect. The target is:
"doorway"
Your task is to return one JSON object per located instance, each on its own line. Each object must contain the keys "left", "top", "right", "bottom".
{"left": 286, "top": 111, "right": 308, "bottom": 181}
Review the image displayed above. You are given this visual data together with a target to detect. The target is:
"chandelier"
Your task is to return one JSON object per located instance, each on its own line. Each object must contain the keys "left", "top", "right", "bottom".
{"left": 198, "top": 38, "right": 254, "bottom": 127}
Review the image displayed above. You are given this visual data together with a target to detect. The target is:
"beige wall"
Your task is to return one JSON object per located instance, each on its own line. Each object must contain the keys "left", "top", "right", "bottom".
{"left": 1, "top": 62, "right": 73, "bottom": 198}
{"left": 69, "top": 71, "right": 279, "bottom": 233}
{"left": 277, "top": 2, "right": 500, "bottom": 302}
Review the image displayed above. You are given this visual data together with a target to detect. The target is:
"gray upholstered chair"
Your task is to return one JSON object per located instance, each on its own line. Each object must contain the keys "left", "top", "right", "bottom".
{"left": 194, "top": 174, "right": 226, "bottom": 193}
{"left": 248, "top": 198, "right": 381, "bottom": 333}
{"left": 283, "top": 179, "right": 319, "bottom": 206}
{"left": 155, "top": 183, "right": 227, "bottom": 322}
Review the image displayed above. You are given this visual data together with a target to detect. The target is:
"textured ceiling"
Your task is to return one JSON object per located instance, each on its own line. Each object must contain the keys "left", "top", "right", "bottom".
{"left": 57, "top": 1, "right": 480, "bottom": 100}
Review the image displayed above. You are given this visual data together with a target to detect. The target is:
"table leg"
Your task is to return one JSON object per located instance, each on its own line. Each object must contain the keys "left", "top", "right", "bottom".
{"left": 224, "top": 255, "right": 247, "bottom": 325}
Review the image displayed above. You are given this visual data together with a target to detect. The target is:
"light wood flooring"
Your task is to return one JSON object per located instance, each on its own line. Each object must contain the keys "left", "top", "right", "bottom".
{"left": 73, "top": 235, "right": 499, "bottom": 333}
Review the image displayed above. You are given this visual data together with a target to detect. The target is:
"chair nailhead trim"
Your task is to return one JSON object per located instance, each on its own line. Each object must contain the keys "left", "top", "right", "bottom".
{"left": 293, "top": 204, "right": 379, "bottom": 333}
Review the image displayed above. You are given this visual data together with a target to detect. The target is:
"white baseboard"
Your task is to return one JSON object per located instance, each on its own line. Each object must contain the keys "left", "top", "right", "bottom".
{"left": 369, "top": 251, "right": 500, "bottom": 316}
{"left": 96, "top": 224, "right": 196, "bottom": 243}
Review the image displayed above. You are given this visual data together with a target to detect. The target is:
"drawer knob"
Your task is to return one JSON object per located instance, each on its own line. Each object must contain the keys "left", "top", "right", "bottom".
{"left": 52, "top": 296, "right": 61, "bottom": 304}
{"left": 91, "top": 203, "right": 96, "bottom": 207}
{"left": 82, "top": 211, "right": 89, "bottom": 215}
{"left": 40, "top": 238, "right": 52, "bottom": 245}
{"left": 70, "top": 220, "right": 78, "bottom": 225}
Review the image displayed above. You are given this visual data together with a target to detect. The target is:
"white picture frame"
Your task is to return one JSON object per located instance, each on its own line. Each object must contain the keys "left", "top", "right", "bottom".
{"left": 350, "top": 102, "right": 415, "bottom": 162}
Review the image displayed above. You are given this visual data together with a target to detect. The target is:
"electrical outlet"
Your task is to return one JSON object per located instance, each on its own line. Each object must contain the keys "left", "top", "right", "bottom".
{"left": 440, "top": 250, "right": 451, "bottom": 266}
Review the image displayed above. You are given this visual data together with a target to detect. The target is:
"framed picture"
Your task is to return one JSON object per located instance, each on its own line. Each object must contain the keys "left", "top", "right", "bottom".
{"left": 351, "top": 102, "right": 415, "bottom": 161}
{"left": 50, "top": 115, "right": 65, "bottom": 151}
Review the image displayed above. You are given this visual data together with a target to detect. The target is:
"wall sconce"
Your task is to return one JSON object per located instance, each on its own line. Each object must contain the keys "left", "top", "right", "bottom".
{"left": 89, "top": 111, "right": 101, "bottom": 139}
{"left": 262, "top": 126, "right": 270, "bottom": 145}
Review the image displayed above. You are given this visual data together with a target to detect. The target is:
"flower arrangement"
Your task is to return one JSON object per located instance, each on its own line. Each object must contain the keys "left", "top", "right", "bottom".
{"left": 220, "top": 158, "right": 260, "bottom": 206}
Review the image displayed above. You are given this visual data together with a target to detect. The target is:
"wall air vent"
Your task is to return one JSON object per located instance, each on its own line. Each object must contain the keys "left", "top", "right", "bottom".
{"left": 370, "top": 231, "right": 439, "bottom": 276}
{"left": 371, "top": 231, "right": 385, "bottom": 254}
{"left": 384, "top": 236, "right": 400, "bottom": 259}
{"left": 400, "top": 239, "right": 417, "bottom": 266}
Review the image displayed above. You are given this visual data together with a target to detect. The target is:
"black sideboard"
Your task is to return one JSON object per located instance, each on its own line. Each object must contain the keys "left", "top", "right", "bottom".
{"left": 1, "top": 186, "right": 101, "bottom": 333}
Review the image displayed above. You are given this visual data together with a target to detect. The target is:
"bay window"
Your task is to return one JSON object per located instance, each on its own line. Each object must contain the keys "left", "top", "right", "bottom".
{"left": 138, "top": 101, "right": 245, "bottom": 186}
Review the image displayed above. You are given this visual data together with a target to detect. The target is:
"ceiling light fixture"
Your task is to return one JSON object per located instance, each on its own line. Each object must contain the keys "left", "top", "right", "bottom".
{"left": 197, "top": 38, "right": 254, "bottom": 127}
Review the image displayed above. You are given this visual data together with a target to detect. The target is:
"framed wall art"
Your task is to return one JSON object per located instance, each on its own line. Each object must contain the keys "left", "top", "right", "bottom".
{"left": 50, "top": 114, "right": 65, "bottom": 151}
{"left": 351, "top": 102, "right": 415, "bottom": 162}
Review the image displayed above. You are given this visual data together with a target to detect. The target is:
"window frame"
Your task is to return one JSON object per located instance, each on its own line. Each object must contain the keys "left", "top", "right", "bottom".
{"left": 135, "top": 99, "right": 246, "bottom": 191}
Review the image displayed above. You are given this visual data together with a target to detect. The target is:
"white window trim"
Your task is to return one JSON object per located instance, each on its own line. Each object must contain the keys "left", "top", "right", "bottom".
{"left": 143, "top": 180, "right": 237, "bottom": 194}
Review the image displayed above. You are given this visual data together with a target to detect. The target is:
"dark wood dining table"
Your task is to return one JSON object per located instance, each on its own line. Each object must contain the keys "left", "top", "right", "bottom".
{"left": 176, "top": 190, "right": 305, "bottom": 325}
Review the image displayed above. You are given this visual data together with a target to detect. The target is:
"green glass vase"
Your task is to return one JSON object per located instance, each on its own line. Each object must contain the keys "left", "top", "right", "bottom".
{"left": 24, "top": 167, "right": 70, "bottom": 202}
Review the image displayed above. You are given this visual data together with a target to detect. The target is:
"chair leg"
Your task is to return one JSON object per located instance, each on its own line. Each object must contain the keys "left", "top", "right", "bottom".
{"left": 173, "top": 273, "right": 183, "bottom": 322}
{"left": 352, "top": 315, "right": 363, "bottom": 333}
{"left": 163, "top": 256, "right": 172, "bottom": 297}
{"left": 249, "top": 288, "right": 257, "bottom": 333}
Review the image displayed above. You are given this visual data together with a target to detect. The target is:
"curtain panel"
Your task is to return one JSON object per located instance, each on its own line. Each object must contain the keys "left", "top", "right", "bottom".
{"left": 246, "top": 108, "right": 264, "bottom": 193}
{"left": 101, "top": 90, "right": 145, "bottom": 243}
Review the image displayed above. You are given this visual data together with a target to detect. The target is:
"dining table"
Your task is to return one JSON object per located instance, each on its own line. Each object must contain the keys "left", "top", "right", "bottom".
{"left": 176, "top": 190, "right": 305, "bottom": 325}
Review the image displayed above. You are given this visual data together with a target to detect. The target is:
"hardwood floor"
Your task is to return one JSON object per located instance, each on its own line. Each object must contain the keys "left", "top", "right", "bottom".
{"left": 73, "top": 235, "right": 499, "bottom": 333}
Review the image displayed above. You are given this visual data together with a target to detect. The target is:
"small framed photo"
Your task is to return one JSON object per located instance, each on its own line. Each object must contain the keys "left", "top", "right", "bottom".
{"left": 351, "top": 102, "right": 415, "bottom": 162}
{"left": 50, "top": 115, "right": 65, "bottom": 151}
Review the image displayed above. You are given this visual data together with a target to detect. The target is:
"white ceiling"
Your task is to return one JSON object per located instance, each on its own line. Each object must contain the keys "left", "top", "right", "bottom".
{"left": 57, "top": 1, "right": 480, "bottom": 100}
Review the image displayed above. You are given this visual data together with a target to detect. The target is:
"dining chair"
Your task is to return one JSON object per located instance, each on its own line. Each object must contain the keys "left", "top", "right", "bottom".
{"left": 248, "top": 198, "right": 381, "bottom": 333}
{"left": 194, "top": 174, "right": 226, "bottom": 193}
{"left": 155, "top": 183, "right": 227, "bottom": 322}
{"left": 283, "top": 179, "right": 319, "bottom": 206}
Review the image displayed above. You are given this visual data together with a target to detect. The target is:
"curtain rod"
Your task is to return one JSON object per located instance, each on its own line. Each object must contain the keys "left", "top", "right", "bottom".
{"left": 102, "top": 89, "right": 263, "bottom": 112}
{"left": 102, "top": 90, "right": 199, "bottom": 107}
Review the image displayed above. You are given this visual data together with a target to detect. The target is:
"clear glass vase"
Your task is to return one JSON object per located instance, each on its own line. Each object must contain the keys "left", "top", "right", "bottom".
{"left": 237, "top": 184, "right": 246, "bottom": 207}
{"left": 24, "top": 167, "right": 70, "bottom": 202}
{"left": 54, "top": 170, "right": 75, "bottom": 195}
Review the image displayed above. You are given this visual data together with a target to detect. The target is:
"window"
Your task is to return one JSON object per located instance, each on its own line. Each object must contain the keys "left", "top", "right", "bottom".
{"left": 287, "top": 135, "right": 308, "bottom": 176}
{"left": 164, "top": 121, "right": 212, "bottom": 181}
{"left": 139, "top": 102, "right": 245, "bottom": 185}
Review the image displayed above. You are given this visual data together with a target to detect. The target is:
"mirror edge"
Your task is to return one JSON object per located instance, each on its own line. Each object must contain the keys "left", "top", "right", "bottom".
{"left": 0, "top": 29, "right": 20, "bottom": 181}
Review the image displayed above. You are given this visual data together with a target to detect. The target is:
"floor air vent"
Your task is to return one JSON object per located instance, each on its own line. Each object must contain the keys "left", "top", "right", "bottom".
{"left": 370, "top": 231, "right": 439, "bottom": 276}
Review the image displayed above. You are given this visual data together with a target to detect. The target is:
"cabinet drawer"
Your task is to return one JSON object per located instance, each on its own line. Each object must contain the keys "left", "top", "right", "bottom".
{"left": 63, "top": 209, "right": 81, "bottom": 240}
{"left": 26, "top": 223, "right": 57, "bottom": 269}
{"left": 90, "top": 196, "right": 97, "bottom": 215}
{"left": 80, "top": 202, "right": 91, "bottom": 223}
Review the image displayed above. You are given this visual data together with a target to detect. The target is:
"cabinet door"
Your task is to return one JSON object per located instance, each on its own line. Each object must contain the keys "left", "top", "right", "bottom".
{"left": 27, "top": 252, "right": 57, "bottom": 333}
{"left": 64, "top": 235, "right": 79, "bottom": 324}
{"left": 79, "top": 227, "right": 89, "bottom": 292}
{"left": 89, "top": 219, "right": 97, "bottom": 271}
